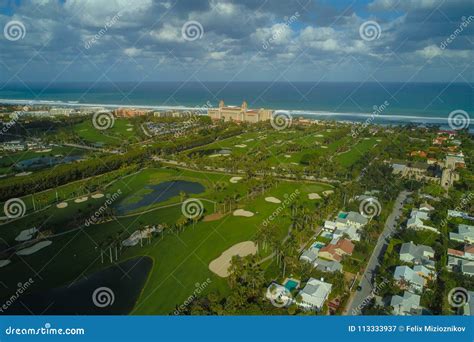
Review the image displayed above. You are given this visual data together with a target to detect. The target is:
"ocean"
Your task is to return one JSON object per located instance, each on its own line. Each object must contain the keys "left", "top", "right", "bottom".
{"left": 0, "top": 82, "right": 472, "bottom": 128}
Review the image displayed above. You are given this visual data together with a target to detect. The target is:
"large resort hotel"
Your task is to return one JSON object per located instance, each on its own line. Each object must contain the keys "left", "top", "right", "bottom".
{"left": 208, "top": 100, "right": 273, "bottom": 123}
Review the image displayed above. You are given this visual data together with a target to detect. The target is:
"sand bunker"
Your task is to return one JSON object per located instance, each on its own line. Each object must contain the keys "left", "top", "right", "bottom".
{"left": 0, "top": 260, "right": 11, "bottom": 268}
{"left": 234, "top": 144, "right": 247, "bottom": 148}
{"left": 265, "top": 197, "right": 281, "bottom": 204}
{"left": 56, "top": 202, "right": 68, "bottom": 209}
{"left": 230, "top": 177, "right": 243, "bottom": 183}
{"left": 233, "top": 209, "right": 254, "bottom": 217}
{"left": 308, "top": 193, "right": 322, "bottom": 200}
{"left": 203, "top": 213, "right": 224, "bottom": 222}
{"left": 209, "top": 241, "right": 258, "bottom": 277}
{"left": 74, "top": 196, "right": 88, "bottom": 203}
{"left": 91, "top": 193, "right": 104, "bottom": 199}
{"left": 15, "top": 228, "right": 38, "bottom": 242}
{"left": 323, "top": 190, "right": 334, "bottom": 196}
{"left": 17, "top": 240, "right": 52, "bottom": 256}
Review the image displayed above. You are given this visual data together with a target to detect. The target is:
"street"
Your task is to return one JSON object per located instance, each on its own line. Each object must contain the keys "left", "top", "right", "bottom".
{"left": 345, "top": 190, "right": 411, "bottom": 315}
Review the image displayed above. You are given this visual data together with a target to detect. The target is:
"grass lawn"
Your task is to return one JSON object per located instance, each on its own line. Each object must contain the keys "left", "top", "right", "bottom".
{"left": 0, "top": 167, "right": 332, "bottom": 314}
{"left": 73, "top": 118, "right": 138, "bottom": 146}
{"left": 334, "top": 138, "right": 378, "bottom": 167}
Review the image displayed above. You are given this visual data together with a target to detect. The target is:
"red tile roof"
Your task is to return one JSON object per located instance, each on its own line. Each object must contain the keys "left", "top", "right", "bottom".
{"left": 448, "top": 248, "right": 464, "bottom": 257}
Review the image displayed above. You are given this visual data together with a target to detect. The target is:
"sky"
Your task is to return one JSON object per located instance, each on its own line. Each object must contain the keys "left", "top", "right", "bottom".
{"left": 0, "top": 0, "right": 473, "bottom": 83}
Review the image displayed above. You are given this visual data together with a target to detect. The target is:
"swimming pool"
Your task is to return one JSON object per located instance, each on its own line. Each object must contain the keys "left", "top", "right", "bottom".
{"left": 284, "top": 279, "right": 299, "bottom": 291}
{"left": 312, "top": 242, "right": 325, "bottom": 249}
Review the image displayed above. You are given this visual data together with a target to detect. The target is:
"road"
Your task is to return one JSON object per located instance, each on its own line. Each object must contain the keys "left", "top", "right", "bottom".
{"left": 345, "top": 190, "right": 411, "bottom": 315}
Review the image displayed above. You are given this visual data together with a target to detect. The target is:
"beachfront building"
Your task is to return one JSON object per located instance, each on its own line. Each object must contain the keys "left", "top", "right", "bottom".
{"left": 114, "top": 108, "right": 149, "bottom": 117}
{"left": 208, "top": 100, "right": 272, "bottom": 123}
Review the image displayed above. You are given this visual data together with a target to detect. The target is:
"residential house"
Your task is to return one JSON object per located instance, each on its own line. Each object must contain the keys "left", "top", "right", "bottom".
{"left": 399, "top": 242, "right": 435, "bottom": 269}
{"left": 419, "top": 202, "right": 434, "bottom": 212}
{"left": 390, "top": 291, "right": 421, "bottom": 316}
{"left": 464, "top": 245, "right": 474, "bottom": 260}
{"left": 394, "top": 266, "right": 425, "bottom": 292}
{"left": 463, "top": 292, "right": 474, "bottom": 316}
{"left": 413, "top": 265, "right": 435, "bottom": 280}
{"left": 314, "top": 258, "right": 342, "bottom": 273}
{"left": 297, "top": 278, "right": 332, "bottom": 311}
{"left": 406, "top": 209, "right": 438, "bottom": 233}
{"left": 318, "top": 238, "right": 354, "bottom": 262}
{"left": 461, "top": 260, "right": 474, "bottom": 276}
{"left": 449, "top": 224, "right": 474, "bottom": 244}
{"left": 300, "top": 248, "right": 319, "bottom": 264}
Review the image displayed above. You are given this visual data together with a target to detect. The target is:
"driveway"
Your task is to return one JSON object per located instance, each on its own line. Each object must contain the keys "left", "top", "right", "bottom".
{"left": 345, "top": 190, "right": 411, "bottom": 315}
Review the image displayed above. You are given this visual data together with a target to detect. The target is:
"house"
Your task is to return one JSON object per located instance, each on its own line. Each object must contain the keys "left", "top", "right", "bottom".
{"left": 463, "top": 292, "right": 474, "bottom": 316}
{"left": 297, "top": 278, "right": 332, "bottom": 311}
{"left": 318, "top": 238, "right": 354, "bottom": 262}
{"left": 464, "top": 245, "right": 474, "bottom": 260}
{"left": 449, "top": 224, "right": 474, "bottom": 244}
{"left": 406, "top": 209, "right": 438, "bottom": 233}
{"left": 461, "top": 260, "right": 474, "bottom": 276}
{"left": 448, "top": 248, "right": 465, "bottom": 258}
{"left": 300, "top": 248, "right": 319, "bottom": 264}
{"left": 448, "top": 210, "right": 468, "bottom": 218}
{"left": 336, "top": 211, "right": 368, "bottom": 228}
{"left": 394, "top": 266, "right": 425, "bottom": 292}
{"left": 399, "top": 242, "right": 435, "bottom": 269}
{"left": 323, "top": 220, "right": 337, "bottom": 232}
{"left": 314, "top": 258, "right": 342, "bottom": 273}
{"left": 413, "top": 265, "right": 435, "bottom": 280}
{"left": 419, "top": 202, "right": 434, "bottom": 212}
{"left": 333, "top": 225, "right": 361, "bottom": 242}
{"left": 390, "top": 291, "right": 421, "bottom": 316}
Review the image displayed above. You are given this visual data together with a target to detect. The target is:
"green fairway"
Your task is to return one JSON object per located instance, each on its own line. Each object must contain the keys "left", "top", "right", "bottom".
{"left": 0, "top": 167, "right": 332, "bottom": 314}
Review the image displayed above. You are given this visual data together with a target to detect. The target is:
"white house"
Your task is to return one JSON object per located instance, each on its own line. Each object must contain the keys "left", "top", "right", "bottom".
{"left": 394, "top": 266, "right": 425, "bottom": 292}
{"left": 297, "top": 278, "right": 332, "bottom": 311}
{"left": 391, "top": 291, "right": 421, "bottom": 316}
{"left": 399, "top": 242, "right": 435, "bottom": 269}
{"left": 449, "top": 224, "right": 474, "bottom": 244}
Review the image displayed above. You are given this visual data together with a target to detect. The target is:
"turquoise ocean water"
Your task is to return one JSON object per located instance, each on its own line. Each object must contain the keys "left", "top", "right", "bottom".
{"left": 0, "top": 82, "right": 472, "bottom": 128}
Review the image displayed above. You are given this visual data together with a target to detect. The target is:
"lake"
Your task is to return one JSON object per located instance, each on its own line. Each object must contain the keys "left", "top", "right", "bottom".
{"left": 1, "top": 256, "right": 152, "bottom": 315}
{"left": 115, "top": 180, "right": 205, "bottom": 215}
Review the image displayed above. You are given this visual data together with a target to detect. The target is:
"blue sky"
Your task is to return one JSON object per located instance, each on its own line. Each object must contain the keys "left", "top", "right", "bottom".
{"left": 0, "top": 0, "right": 473, "bottom": 82}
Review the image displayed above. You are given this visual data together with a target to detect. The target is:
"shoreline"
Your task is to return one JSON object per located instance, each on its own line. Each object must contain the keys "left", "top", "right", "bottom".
{"left": 1, "top": 98, "right": 472, "bottom": 130}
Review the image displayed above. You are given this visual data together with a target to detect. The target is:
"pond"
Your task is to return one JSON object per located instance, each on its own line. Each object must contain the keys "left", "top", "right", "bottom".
{"left": 1, "top": 256, "right": 152, "bottom": 315}
{"left": 14, "top": 155, "right": 84, "bottom": 171}
{"left": 115, "top": 180, "right": 205, "bottom": 215}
